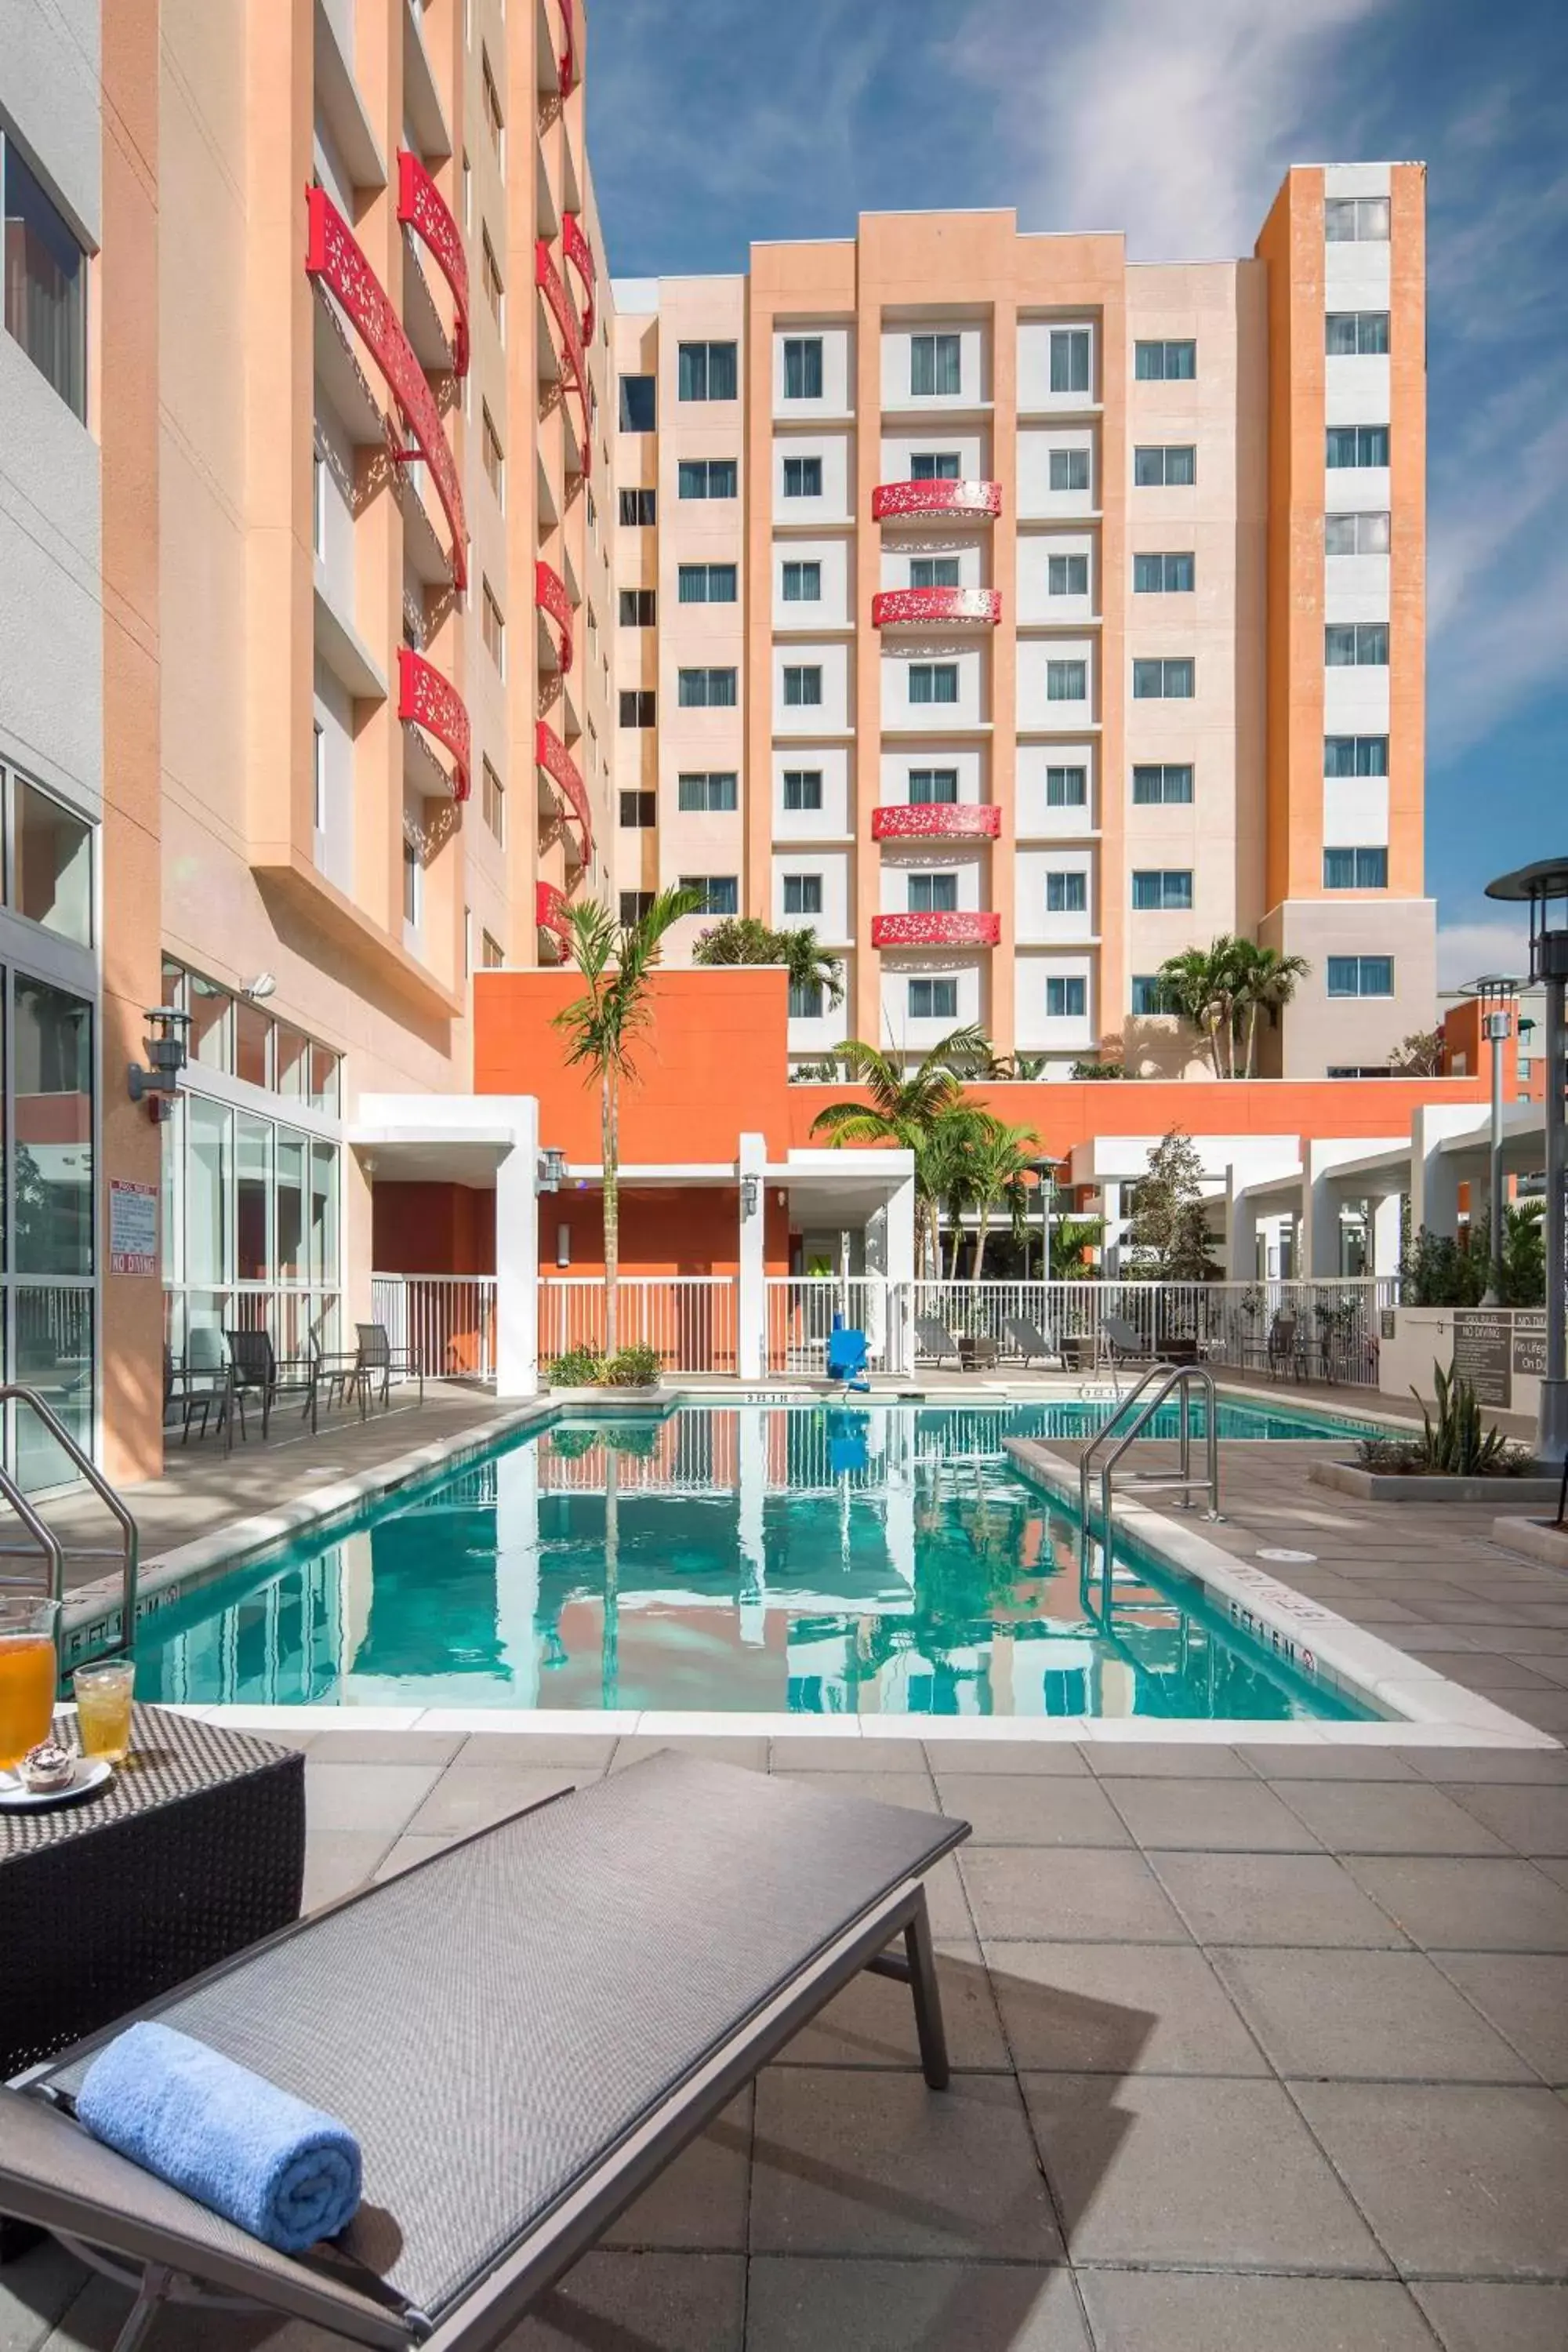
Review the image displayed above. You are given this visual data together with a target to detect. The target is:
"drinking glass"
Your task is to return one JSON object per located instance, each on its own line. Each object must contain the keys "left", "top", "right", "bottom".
{"left": 73, "top": 1657, "right": 136, "bottom": 1765}
{"left": 0, "top": 1596, "right": 60, "bottom": 1770}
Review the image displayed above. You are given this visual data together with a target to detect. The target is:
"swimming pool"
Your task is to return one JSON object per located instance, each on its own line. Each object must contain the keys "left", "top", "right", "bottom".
{"left": 132, "top": 1403, "right": 1378, "bottom": 1723}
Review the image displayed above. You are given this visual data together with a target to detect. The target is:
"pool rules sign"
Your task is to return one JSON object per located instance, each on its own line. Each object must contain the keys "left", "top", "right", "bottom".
{"left": 109, "top": 1179, "right": 158, "bottom": 1276}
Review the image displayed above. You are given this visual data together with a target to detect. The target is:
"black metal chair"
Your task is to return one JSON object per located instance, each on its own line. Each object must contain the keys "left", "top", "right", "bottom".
{"left": 224, "top": 1329, "right": 320, "bottom": 1439}
{"left": 353, "top": 1322, "right": 424, "bottom": 1416}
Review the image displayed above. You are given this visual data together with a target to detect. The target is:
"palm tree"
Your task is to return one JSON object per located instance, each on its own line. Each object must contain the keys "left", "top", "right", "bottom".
{"left": 809, "top": 1025, "right": 989, "bottom": 1274}
{"left": 1230, "top": 943, "right": 1311, "bottom": 1076}
{"left": 964, "top": 1118, "right": 1040, "bottom": 1280}
{"left": 692, "top": 915, "right": 845, "bottom": 1007}
{"left": 553, "top": 885, "right": 703, "bottom": 1353}
{"left": 1047, "top": 1213, "right": 1106, "bottom": 1279}
{"left": 1156, "top": 942, "right": 1229, "bottom": 1076}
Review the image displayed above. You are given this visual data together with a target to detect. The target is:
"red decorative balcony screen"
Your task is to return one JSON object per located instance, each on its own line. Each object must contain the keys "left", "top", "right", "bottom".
{"left": 536, "top": 881, "right": 572, "bottom": 942}
{"left": 306, "top": 185, "right": 467, "bottom": 590}
{"left": 870, "top": 912, "right": 1002, "bottom": 949}
{"left": 534, "top": 559, "right": 574, "bottom": 672}
{"left": 871, "top": 586, "right": 1002, "bottom": 628}
{"left": 397, "top": 150, "right": 470, "bottom": 377}
{"left": 551, "top": 0, "right": 577, "bottom": 94}
{"left": 535, "top": 238, "right": 591, "bottom": 477}
{"left": 563, "top": 211, "right": 596, "bottom": 343}
{"left": 871, "top": 478, "right": 1002, "bottom": 523}
{"left": 397, "top": 647, "right": 470, "bottom": 800}
{"left": 871, "top": 804, "right": 1002, "bottom": 841}
{"left": 535, "top": 719, "right": 592, "bottom": 862}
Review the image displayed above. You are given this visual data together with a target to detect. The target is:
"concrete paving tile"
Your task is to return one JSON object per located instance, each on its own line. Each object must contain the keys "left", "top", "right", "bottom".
{"left": 1080, "top": 1741, "right": 1252, "bottom": 1777}
{"left": 934, "top": 1774, "right": 1131, "bottom": 1847}
{"left": 1412, "top": 1748, "right": 1568, "bottom": 1785}
{"left": 985, "top": 1940, "right": 1266, "bottom": 2075}
{"left": 921, "top": 1740, "right": 1089, "bottom": 1774}
{"left": 1500, "top": 1692, "right": 1568, "bottom": 1734}
{"left": 1079, "top": 2270, "right": 1438, "bottom": 2352}
{"left": 768, "top": 1769, "right": 946, "bottom": 1815}
{"left": 0, "top": 2240, "right": 86, "bottom": 2352}
{"left": 744, "top": 2259, "right": 1087, "bottom": 2350}
{"left": 1105, "top": 1776, "right": 1324, "bottom": 1853}
{"left": 372, "top": 1831, "right": 455, "bottom": 1882}
{"left": 1434, "top": 1954, "right": 1568, "bottom": 2083}
{"left": 610, "top": 1737, "right": 769, "bottom": 1773}
{"left": 1442, "top": 1783, "right": 1568, "bottom": 1857}
{"left": 300, "top": 1759, "right": 445, "bottom": 1838}
{"left": 1294, "top": 2081, "right": 1568, "bottom": 2276}
{"left": 1149, "top": 1850, "right": 1410, "bottom": 1947}
{"left": 750, "top": 2069, "right": 1061, "bottom": 2260}
{"left": 300, "top": 1829, "right": 401, "bottom": 1914}
{"left": 1239, "top": 1743, "right": 1419, "bottom": 1779}
{"left": 770, "top": 1736, "right": 927, "bottom": 1771}
{"left": 1411, "top": 2281, "right": 1568, "bottom": 2351}
{"left": 778, "top": 1946, "right": 1010, "bottom": 2073}
{"left": 301, "top": 1730, "right": 466, "bottom": 1765}
{"left": 606, "top": 2093, "right": 751, "bottom": 2251}
{"left": 1210, "top": 1946, "right": 1537, "bottom": 2082}
{"left": 404, "top": 1765, "right": 579, "bottom": 1838}
{"left": 1533, "top": 1858, "right": 1568, "bottom": 1892}
{"left": 1512, "top": 1653, "right": 1568, "bottom": 1689}
{"left": 504, "top": 2252, "right": 745, "bottom": 2351}
{"left": 1276, "top": 1779, "right": 1513, "bottom": 1856}
{"left": 1022, "top": 2073, "right": 1388, "bottom": 2272}
{"left": 1345, "top": 1856, "right": 1568, "bottom": 1951}
{"left": 454, "top": 1733, "right": 618, "bottom": 1767}
{"left": 960, "top": 1847, "right": 1191, "bottom": 1944}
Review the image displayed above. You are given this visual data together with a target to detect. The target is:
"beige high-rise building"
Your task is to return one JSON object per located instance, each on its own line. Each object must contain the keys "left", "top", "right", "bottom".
{"left": 611, "top": 171, "right": 1432, "bottom": 1082}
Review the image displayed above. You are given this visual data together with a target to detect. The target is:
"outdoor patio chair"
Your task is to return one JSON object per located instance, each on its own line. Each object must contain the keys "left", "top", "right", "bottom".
{"left": 914, "top": 1316, "right": 963, "bottom": 1367}
{"left": 0, "top": 1754, "right": 967, "bottom": 2352}
{"left": 170, "top": 1331, "right": 245, "bottom": 1446}
{"left": 1265, "top": 1312, "right": 1305, "bottom": 1382}
{"left": 352, "top": 1323, "right": 425, "bottom": 1416}
{"left": 1002, "top": 1315, "right": 1058, "bottom": 1367}
{"left": 223, "top": 1329, "right": 320, "bottom": 1439}
{"left": 1100, "top": 1313, "right": 1161, "bottom": 1368}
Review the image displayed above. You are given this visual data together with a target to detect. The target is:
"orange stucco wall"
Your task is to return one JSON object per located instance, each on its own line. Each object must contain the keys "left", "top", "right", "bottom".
{"left": 373, "top": 1182, "right": 495, "bottom": 1275}
{"left": 542, "top": 1189, "right": 790, "bottom": 1276}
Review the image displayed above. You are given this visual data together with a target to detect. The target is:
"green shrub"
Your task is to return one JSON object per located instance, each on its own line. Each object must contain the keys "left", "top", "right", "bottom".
{"left": 548, "top": 1425, "right": 597, "bottom": 1458}
{"left": 547, "top": 1346, "right": 607, "bottom": 1386}
{"left": 602, "top": 1345, "right": 660, "bottom": 1387}
{"left": 1354, "top": 1360, "right": 1535, "bottom": 1479}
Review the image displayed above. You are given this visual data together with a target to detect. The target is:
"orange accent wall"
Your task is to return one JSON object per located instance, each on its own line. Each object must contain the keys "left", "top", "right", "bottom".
{"left": 373, "top": 1182, "right": 495, "bottom": 1273}
{"left": 540, "top": 1187, "right": 790, "bottom": 1276}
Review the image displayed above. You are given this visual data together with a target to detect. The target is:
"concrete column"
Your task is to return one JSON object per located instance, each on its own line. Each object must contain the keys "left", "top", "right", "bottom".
{"left": 1409, "top": 1105, "right": 1475, "bottom": 1243}
{"left": 1100, "top": 1180, "right": 1123, "bottom": 1277}
{"left": 1301, "top": 1149, "right": 1344, "bottom": 1281}
{"left": 495, "top": 1096, "right": 540, "bottom": 1399}
{"left": 887, "top": 1174, "right": 916, "bottom": 1374}
{"left": 1371, "top": 1193, "right": 1403, "bottom": 1280}
{"left": 737, "top": 1132, "right": 767, "bottom": 1381}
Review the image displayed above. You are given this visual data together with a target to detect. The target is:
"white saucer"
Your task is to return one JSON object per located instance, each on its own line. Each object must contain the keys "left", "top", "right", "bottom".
{"left": 0, "top": 1756, "right": 114, "bottom": 1811}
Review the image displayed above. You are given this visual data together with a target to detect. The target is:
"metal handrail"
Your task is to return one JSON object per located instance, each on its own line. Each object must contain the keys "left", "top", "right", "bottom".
{"left": 1079, "top": 1363, "right": 1221, "bottom": 1540}
{"left": 1077, "top": 1363, "right": 1173, "bottom": 1523}
{"left": 0, "top": 1386, "right": 140, "bottom": 1653}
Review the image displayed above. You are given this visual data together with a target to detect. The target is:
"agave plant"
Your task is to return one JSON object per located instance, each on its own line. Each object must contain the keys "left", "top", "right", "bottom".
{"left": 1357, "top": 1361, "right": 1532, "bottom": 1478}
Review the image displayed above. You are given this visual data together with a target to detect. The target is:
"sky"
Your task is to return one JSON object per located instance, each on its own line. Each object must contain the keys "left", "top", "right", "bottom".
{"left": 587, "top": 0, "right": 1567, "bottom": 989}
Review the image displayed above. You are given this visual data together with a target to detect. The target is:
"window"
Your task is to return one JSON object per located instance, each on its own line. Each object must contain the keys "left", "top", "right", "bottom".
{"left": 619, "top": 688, "right": 655, "bottom": 727}
{"left": 1131, "top": 869, "right": 1192, "bottom": 910}
{"left": 1046, "top": 976, "right": 1087, "bottom": 1017}
{"left": 13, "top": 775, "right": 93, "bottom": 943}
{"left": 911, "top": 451, "right": 960, "bottom": 481}
{"left": 1047, "top": 554, "right": 1089, "bottom": 597}
{"left": 1133, "top": 445, "right": 1196, "bottom": 486}
{"left": 909, "top": 768, "right": 958, "bottom": 804}
{"left": 782, "top": 769, "right": 823, "bottom": 811}
{"left": 1325, "top": 622, "right": 1388, "bottom": 666}
{"left": 618, "top": 374, "right": 655, "bottom": 431}
{"left": 401, "top": 834, "right": 421, "bottom": 926}
{"left": 1049, "top": 448, "right": 1091, "bottom": 492}
{"left": 481, "top": 404, "right": 504, "bottom": 505}
{"left": 908, "top": 873, "right": 958, "bottom": 913}
{"left": 311, "top": 724, "right": 326, "bottom": 836}
{"left": 1049, "top": 328, "right": 1091, "bottom": 394}
{"left": 782, "top": 560, "right": 822, "bottom": 602}
{"left": 909, "top": 978, "right": 958, "bottom": 1019}
{"left": 678, "top": 340, "right": 738, "bottom": 401}
{"left": 1327, "top": 954, "right": 1394, "bottom": 996}
{"left": 909, "top": 556, "right": 961, "bottom": 590}
{"left": 678, "top": 459, "right": 737, "bottom": 500}
{"left": 1133, "top": 550, "right": 1195, "bottom": 593}
{"left": 679, "top": 667, "right": 738, "bottom": 707}
{"left": 1131, "top": 975, "right": 1173, "bottom": 1015}
{"left": 481, "top": 579, "right": 505, "bottom": 673}
{"left": 782, "top": 456, "right": 823, "bottom": 499}
{"left": 783, "top": 336, "right": 823, "bottom": 399}
{"left": 910, "top": 332, "right": 961, "bottom": 397}
{"left": 619, "top": 487, "right": 656, "bottom": 524}
{"left": 1324, "top": 734, "right": 1388, "bottom": 776}
{"left": 677, "top": 771, "right": 738, "bottom": 811}
{"left": 679, "top": 875, "right": 739, "bottom": 915}
{"left": 1323, "top": 847, "right": 1388, "bottom": 888}
{"left": 782, "top": 665, "right": 822, "bottom": 707}
{"left": 1046, "top": 765, "right": 1087, "bottom": 808}
{"left": 909, "top": 662, "right": 958, "bottom": 706}
{"left": 619, "top": 587, "right": 655, "bottom": 626}
{"left": 782, "top": 874, "right": 822, "bottom": 916}
{"left": 481, "top": 757, "right": 506, "bottom": 843}
{"left": 1131, "top": 763, "right": 1194, "bottom": 804}
{"left": 480, "top": 230, "right": 503, "bottom": 328}
{"left": 1134, "top": 339, "right": 1196, "bottom": 381}
{"left": 480, "top": 48, "right": 504, "bottom": 159}
{"left": 1133, "top": 657, "right": 1194, "bottom": 698}
{"left": 788, "top": 980, "right": 824, "bottom": 1018}
{"left": 481, "top": 931, "right": 505, "bottom": 970}
{"left": 1327, "top": 310, "right": 1390, "bottom": 355}
{"left": 1326, "top": 510, "right": 1390, "bottom": 557}
{"left": 678, "top": 563, "right": 738, "bottom": 604}
{"left": 1046, "top": 660, "right": 1087, "bottom": 701}
{"left": 1046, "top": 871, "right": 1087, "bottom": 913}
{"left": 619, "top": 891, "right": 655, "bottom": 924}
{"left": 2, "top": 142, "right": 87, "bottom": 419}
{"left": 619, "top": 790, "right": 655, "bottom": 827}
{"left": 1325, "top": 196, "right": 1390, "bottom": 241}
{"left": 1327, "top": 424, "right": 1389, "bottom": 468}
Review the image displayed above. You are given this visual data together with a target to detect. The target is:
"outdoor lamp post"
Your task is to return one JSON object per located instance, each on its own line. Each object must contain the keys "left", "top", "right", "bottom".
{"left": 1457, "top": 974, "right": 1523, "bottom": 1305}
{"left": 1484, "top": 860, "right": 1568, "bottom": 1465}
{"left": 1030, "top": 1156, "right": 1062, "bottom": 1283}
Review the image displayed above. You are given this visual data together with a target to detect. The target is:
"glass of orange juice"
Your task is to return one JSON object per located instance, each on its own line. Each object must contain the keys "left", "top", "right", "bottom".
{"left": 73, "top": 1657, "right": 136, "bottom": 1765}
{"left": 0, "top": 1596, "right": 60, "bottom": 1771}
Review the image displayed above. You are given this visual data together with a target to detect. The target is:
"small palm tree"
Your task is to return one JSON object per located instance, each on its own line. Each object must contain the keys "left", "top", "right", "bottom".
{"left": 964, "top": 1118, "right": 1040, "bottom": 1280}
{"left": 692, "top": 915, "right": 845, "bottom": 1008}
{"left": 1156, "top": 942, "right": 1232, "bottom": 1076}
{"left": 553, "top": 885, "right": 703, "bottom": 1353}
{"left": 1048, "top": 1213, "right": 1106, "bottom": 1279}
{"left": 810, "top": 1025, "right": 989, "bottom": 1274}
{"left": 1230, "top": 942, "right": 1310, "bottom": 1076}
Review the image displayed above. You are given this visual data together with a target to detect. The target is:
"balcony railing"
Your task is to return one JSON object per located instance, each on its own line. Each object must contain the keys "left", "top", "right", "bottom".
{"left": 535, "top": 237, "right": 591, "bottom": 476}
{"left": 535, "top": 718, "right": 592, "bottom": 862}
{"left": 535, "top": 559, "right": 575, "bottom": 672}
{"left": 870, "top": 911, "right": 1002, "bottom": 948}
{"left": 562, "top": 211, "right": 596, "bottom": 343}
{"left": 871, "top": 586, "right": 1002, "bottom": 628}
{"left": 536, "top": 880, "right": 572, "bottom": 943}
{"left": 397, "top": 150, "right": 469, "bottom": 376}
{"left": 397, "top": 647, "right": 470, "bottom": 800}
{"left": 872, "top": 804, "right": 1002, "bottom": 841}
{"left": 306, "top": 185, "right": 466, "bottom": 590}
{"left": 550, "top": 0, "right": 577, "bottom": 94}
{"left": 872, "top": 478, "right": 1002, "bottom": 524}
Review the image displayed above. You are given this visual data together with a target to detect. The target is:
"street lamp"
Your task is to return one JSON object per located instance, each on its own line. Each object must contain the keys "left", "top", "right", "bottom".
{"left": 1484, "top": 859, "right": 1568, "bottom": 1465}
{"left": 1030, "top": 1156, "right": 1065, "bottom": 1283}
{"left": 1457, "top": 973, "right": 1523, "bottom": 1305}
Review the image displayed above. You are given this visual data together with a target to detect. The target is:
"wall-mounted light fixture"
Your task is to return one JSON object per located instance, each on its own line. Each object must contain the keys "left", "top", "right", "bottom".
{"left": 740, "top": 1175, "right": 760, "bottom": 1218}
{"left": 537, "top": 1146, "right": 568, "bottom": 1192}
{"left": 128, "top": 1006, "right": 191, "bottom": 1106}
{"left": 555, "top": 1223, "right": 571, "bottom": 1268}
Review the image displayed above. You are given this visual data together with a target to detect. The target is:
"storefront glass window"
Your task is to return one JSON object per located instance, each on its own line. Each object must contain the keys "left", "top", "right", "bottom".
{"left": 13, "top": 975, "right": 92, "bottom": 1276}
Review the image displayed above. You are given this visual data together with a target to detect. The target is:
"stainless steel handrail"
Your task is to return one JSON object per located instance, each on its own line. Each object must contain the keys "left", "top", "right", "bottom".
{"left": 1077, "top": 1363, "right": 1172, "bottom": 1524}
{"left": 0, "top": 1462, "right": 66, "bottom": 1600}
{"left": 1079, "top": 1363, "right": 1221, "bottom": 1542}
{"left": 0, "top": 1386, "right": 140, "bottom": 1653}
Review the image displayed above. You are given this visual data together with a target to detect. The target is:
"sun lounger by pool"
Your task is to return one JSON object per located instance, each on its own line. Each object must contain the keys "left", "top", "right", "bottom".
{"left": 915, "top": 1317, "right": 962, "bottom": 1366}
{"left": 0, "top": 1755, "right": 967, "bottom": 2352}
{"left": 1002, "top": 1316, "right": 1058, "bottom": 1367}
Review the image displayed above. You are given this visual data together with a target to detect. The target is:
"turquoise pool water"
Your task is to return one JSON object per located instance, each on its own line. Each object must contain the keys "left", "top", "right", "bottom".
{"left": 133, "top": 1403, "right": 1378, "bottom": 1722}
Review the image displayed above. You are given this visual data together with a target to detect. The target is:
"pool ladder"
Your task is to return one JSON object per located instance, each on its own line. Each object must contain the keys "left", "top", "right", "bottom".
{"left": 1078, "top": 1362, "right": 1222, "bottom": 1545}
{"left": 0, "top": 1385, "right": 140, "bottom": 1657}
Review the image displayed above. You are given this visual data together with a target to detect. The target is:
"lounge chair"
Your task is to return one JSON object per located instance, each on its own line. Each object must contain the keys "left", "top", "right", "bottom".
{"left": 1002, "top": 1315, "right": 1058, "bottom": 1367}
{"left": 352, "top": 1322, "right": 425, "bottom": 1416}
{"left": 0, "top": 1755, "right": 967, "bottom": 2352}
{"left": 1101, "top": 1312, "right": 1161, "bottom": 1368}
{"left": 914, "top": 1316, "right": 963, "bottom": 1367}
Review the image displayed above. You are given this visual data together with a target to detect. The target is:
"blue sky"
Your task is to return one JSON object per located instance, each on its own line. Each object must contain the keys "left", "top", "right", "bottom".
{"left": 588, "top": 0, "right": 1567, "bottom": 985}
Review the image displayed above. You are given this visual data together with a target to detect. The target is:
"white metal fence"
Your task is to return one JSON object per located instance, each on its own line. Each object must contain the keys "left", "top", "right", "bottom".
{"left": 539, "top": 1276, "right": 739, "bottom": 1374}
{"left": 371, "top": 1275, "right": 496, "bottom": 1381}
{"left": 764, "top": 1276, "right": 906, "bottom": 1375}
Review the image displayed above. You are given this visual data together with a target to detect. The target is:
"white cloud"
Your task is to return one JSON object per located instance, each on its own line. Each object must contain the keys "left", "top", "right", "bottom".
{"left": 1435, "top": 916, "right": 1533, "bottom": 992}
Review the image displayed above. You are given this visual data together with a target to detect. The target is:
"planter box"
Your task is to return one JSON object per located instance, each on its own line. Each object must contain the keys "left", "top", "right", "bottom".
{"left": 1310, "top": 1461, "right": 1561, "bottom": 1506}
{"left": 549, "top": 1384, "right": 666, "bottom": 1405}
{"left": 1492, "top": 1515, "right": 1568, "bottom": 1570}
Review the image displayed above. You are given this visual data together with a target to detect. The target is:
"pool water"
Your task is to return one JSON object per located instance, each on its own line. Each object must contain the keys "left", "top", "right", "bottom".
{"left": 134, "top": 1404, "right": 1377, "bottom": 1723}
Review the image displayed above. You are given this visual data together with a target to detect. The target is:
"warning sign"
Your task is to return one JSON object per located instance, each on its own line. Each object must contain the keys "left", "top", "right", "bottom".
{"left": 109, "top": 1179, "right": 158, "bottom": 1276}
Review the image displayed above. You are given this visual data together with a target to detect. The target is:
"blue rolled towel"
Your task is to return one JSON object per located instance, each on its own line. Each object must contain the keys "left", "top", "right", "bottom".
{"left": 76, "top": 2020, "right": 361, "bottom": 2254}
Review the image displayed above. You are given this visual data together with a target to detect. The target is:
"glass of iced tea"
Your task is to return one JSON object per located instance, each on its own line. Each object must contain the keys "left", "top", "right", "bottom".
{"left": 73, "top": 1657, "right": 136, "bottom": 1766}
{"left": 0, "top": 1596, "right": 60, "bottom": 1770}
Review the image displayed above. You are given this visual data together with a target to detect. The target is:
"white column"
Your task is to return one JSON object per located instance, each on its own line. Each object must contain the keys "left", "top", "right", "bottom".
{"left": 493, "top": 1439, "right": 542, "bottom": 1704}
{"left": 1409, "top": 1105, "right": 1472, "bottom": 1243}
{"left": 495, "top": 1095, "right": 541, "bottom": 1399}
{"left": 737, "top": 1132, "right": 767, "bottom": 1382}
{"left": 737, "top": 1404, "right": 767, "bottom": 1644}
{"left": 1099, "top": 1179, "right": 1122, "bottom": 1277}
{"left": 1301, "top": 1147, "right": 1344, "bottom": 1281}
{"left": 1371, "top": 1193, "right": 1403, "bottom": 1280}
{"left": 887, "top": 1173, "right": 916, "bottom": 1374}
